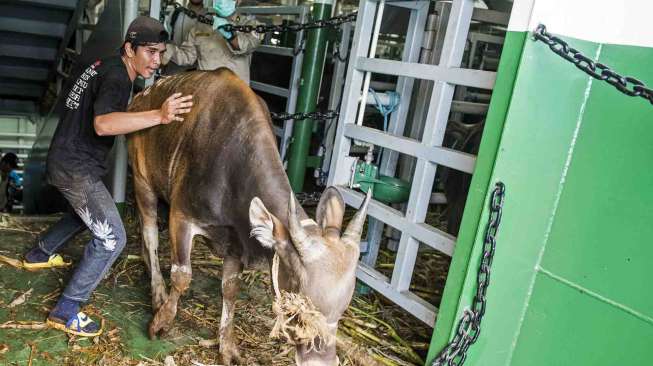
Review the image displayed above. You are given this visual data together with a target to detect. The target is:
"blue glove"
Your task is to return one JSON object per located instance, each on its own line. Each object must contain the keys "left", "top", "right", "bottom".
{"left": 212, "top": 16, "right": 234, "bottom": 40}
{"left": 213, "top": 0, "right": 236, "bottom": 17}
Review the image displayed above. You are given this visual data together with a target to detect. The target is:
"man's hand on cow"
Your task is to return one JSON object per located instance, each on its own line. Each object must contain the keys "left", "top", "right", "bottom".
{"left": 160, "top": 93, "right": 193, "bottom": 124}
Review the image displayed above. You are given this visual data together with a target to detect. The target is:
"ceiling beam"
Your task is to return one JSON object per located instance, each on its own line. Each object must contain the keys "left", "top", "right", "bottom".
{"left": 0, "top": 82, "right": 45, "bottom": 99}
{"left": 0, "top": 44, "right": 57, "bottom": 62}
{"left": 10, "top": 0, "right": 78, "bottom": 11}
{"left": 0, "top": 65, "right": 50, "bottom": 82}
{"left": 0, "top": 17, "right": 67, "bottom": 39}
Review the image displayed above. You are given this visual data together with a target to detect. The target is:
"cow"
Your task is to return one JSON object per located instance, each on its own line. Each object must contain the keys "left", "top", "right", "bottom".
{"left": 127, "top": 69, "right": 371, "bottom": 365}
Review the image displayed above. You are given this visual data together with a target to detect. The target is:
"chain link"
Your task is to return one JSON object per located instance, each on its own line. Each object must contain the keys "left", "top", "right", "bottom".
{"left": 533, "top": 24, "right": 653, "bottom": 105}
{"left": 270, "top": 110, "right": 339, "bottom": 122}
{"left": 167, "top": 2, "right": 357, "bottom": 34}
{"left": 433, "top": 182, "right": 505, "bottom": 366}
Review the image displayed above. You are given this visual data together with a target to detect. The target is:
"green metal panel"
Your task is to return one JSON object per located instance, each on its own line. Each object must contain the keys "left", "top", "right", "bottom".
{"left": 426, "top": 31, "right": 527, "bottom": 364}
{"left": 430, "top": 30, "right": 653, "bottom": 366}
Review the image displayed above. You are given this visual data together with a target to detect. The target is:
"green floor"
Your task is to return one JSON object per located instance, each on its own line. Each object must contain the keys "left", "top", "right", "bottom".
{"left": 0, "top": 215, "right": 222, "bottom": 365}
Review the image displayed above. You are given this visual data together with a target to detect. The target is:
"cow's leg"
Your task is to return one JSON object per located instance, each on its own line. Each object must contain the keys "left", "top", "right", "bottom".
{"left": 219, "top": 253, "right": 244, "bottom": 365}
{"left": 149, "top": 212, "right": 194, "bottom": 338}
{"left": 134, "top": 178, "right": 167, "bottom": 311}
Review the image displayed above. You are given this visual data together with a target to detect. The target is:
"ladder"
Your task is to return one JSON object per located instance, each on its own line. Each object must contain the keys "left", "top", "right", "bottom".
{"left": 238, "top": 6, "right": 309, "bottom": 161}
{"left": 327, "top": 0, "right": 497, "bottom": 325}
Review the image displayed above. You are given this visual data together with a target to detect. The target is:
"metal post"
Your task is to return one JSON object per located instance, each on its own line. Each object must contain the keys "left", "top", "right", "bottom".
{"left": 321, "top": 21, "right": 352, "bottom": 183}
{"left": 286, "top": 0, "right": 333, "bottom": 192}
{"left": 111, "top": 0, "right": 138, "bottom": 213}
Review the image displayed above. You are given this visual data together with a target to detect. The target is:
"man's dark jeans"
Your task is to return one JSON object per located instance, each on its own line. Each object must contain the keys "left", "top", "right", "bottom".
{"left": 37, "top": 175, "right": 126, "bottom": 302}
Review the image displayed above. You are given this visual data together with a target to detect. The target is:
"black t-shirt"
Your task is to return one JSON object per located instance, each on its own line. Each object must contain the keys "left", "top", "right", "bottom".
{"left": 47, "top": 56, "right": 132, "bottom": 184}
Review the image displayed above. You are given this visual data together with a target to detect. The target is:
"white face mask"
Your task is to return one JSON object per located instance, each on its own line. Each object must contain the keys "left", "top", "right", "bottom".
{"left": 213, "top": 0, "right": 236, "bottom": 17}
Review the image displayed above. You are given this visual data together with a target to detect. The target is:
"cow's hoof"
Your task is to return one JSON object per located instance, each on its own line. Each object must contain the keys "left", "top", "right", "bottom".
{"left": 148, "top": 299, "right": 177, "bottom": 339}
{"left": 220, "top": 340, "right": 243, "bottom": 365}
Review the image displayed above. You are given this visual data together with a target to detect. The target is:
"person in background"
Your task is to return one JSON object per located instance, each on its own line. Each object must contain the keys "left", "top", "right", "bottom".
{"left": 162, "top": 0, "right": 261, "bottom": 83}
{"left": 162, "top": 0, "right": 206, "bottom": 74}
{"left": 0, "top": 152, "right": 23, "bottom": 212}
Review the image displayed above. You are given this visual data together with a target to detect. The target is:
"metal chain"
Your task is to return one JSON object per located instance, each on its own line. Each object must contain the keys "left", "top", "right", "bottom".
{"left": 167, "top": 2, "right": 357, "bottom": 34}
{"left": 270, "top": 110, "right": 339, "bottom": 122}
{"left": 533, "top": 24, "right": 653, "bottom": 105}
{"left": 433, "top": 182, "right": 506, "bottom": 366}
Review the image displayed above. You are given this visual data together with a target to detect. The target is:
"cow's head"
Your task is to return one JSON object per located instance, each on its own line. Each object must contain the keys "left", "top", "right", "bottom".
{"left": 249, "top": 187, "right": 371, "bottom": 366}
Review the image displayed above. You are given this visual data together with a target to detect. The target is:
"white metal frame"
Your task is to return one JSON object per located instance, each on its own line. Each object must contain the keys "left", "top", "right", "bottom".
{"left": 238, "top": 6, "right": 309, "bottom": 161}
{"left": 327, "top": 0, "right": 500, "bottom": 326}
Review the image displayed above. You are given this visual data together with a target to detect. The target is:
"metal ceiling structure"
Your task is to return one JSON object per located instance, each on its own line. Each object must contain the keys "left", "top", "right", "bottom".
{"left": 0, "top": 0, "right": 87, "bottom": 115}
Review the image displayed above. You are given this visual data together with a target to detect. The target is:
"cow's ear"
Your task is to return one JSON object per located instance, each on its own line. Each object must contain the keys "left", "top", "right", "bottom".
{"left": 315, "top": 187, "right": 345, "bottom": 242}
{"left": 249, "top": 197, "right": 288, "bottom": 248}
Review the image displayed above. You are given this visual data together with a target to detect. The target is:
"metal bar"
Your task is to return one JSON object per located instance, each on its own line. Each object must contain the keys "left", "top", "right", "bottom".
{"left": 0, "top": 143, "right": 34, "bottom": 150}
{"left": 356, "top": 0, "right": 385, "bottom": 127}
{"left": 256, "top": 45, "right": 295, "bottom": 57}
{"left": 339, "top": 187, "right": 455, "bottom": 255}
{"left": 110, "top": 0, "right": 138, "bottom": 213}
{"left": 326, "top": 0, "right": 377, "bottom": 187}
{"left": 356, "top": 58, "right": 496, "bottom": 89}
{"left": 278, "top": 6, "right": 309, "bottom": 161}
{"left": 0, "top": 132, "right": 37, "bottom": 138}
{"left": 390, "top": 0, "right": 474, "bottom": 293}
{"left": 451, "top": 100, "right": 489, "bottom": 114}
{"left": 471, "top": 7, "right": 510, "bottom": 26}
{"left": 250, "top": 81, "right": 290, "bottom": 98}
{"left": 237, "top": 6, "right": 306, "bottom": 15}
{"left": 385, "top": 0, "right": 430, "bottom": 11}
{"left": 344, "top": 125, "right": 476, "bottom": 173}
{"left": 321, "top": 21, "right": 352, "bottom": 178}
{"left": 358, "top": 263, "right": 436, "bottom": 325}
{"left": 469, "top": 32, "right": 505, "bottom": 45}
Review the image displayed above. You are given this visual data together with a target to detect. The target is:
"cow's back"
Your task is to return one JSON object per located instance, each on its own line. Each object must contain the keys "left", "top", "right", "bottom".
{"left": 127, "top": 69, "right": 287, "bottom": 239}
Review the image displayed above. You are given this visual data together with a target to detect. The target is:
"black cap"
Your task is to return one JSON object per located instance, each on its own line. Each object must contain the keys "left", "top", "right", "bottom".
{"left": 125, "top": 16, "right": 169, "bottom": 45}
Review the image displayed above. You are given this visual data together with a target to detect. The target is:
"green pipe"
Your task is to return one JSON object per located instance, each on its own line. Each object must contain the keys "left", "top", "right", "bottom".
{"left": 286, "top": 0, "right": 333, "bottom": 193}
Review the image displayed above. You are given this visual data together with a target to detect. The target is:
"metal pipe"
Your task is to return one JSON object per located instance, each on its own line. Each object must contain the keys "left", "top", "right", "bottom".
{"left": 356, "top": 0, "right": 385, "bottom": 127}
{"left": 111, "top": 0, "right": 138, "bottom": 213}
{"left": 286, "top": 0, "right": 333, "bottom": 192}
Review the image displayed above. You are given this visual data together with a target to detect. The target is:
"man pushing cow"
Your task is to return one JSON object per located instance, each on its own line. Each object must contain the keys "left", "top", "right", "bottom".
{"left": 21, "top": 16, "right": 193, "bottom": 336}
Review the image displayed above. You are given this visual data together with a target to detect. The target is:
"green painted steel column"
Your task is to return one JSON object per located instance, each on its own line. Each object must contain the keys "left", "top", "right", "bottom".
{"left": 425, "top": 30, "right": 526, "bottom": 364}
{"left": 286, "top": 0, "right": 332, "bottom": 192}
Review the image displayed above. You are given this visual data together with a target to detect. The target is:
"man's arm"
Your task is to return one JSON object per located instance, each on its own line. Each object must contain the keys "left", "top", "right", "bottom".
{"left": 94, "top": 93, "right": 193, "bottom": 136}
{"left": 162, "top": 29, "right": 199, "bottom": 66}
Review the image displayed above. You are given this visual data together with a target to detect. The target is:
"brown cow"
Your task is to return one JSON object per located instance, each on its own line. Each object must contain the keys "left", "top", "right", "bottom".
{"left": 127, "top": 69, "right": 370, "bottom": 365}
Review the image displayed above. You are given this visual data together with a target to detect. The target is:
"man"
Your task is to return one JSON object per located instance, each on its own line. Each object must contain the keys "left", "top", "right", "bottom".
{"left": 22, "top": 16, "right": 193, "bottom": 337}
{"left": 162, "top": 0, "right": 261, "bottom": 83}
{"left": 162, "top": 0, "right": 205, "bottom": 74}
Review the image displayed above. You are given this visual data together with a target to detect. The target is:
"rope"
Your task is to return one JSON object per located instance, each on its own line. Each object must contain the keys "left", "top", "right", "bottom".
{"left": 368, "top": 88, "right": 400, "bottom": 132}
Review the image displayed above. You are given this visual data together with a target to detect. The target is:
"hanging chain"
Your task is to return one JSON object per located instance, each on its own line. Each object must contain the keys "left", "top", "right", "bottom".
{"left": 433, "top": 182, "right": 506, "bottom": 366}
{"left": 270, "top": 110, "right": 339, "bottom": 122}
{"left": 167, "top": 2, "right": 357, "bottom": 34}
{"left": 533, "top": 24, "right": 653, "bottom": 105}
